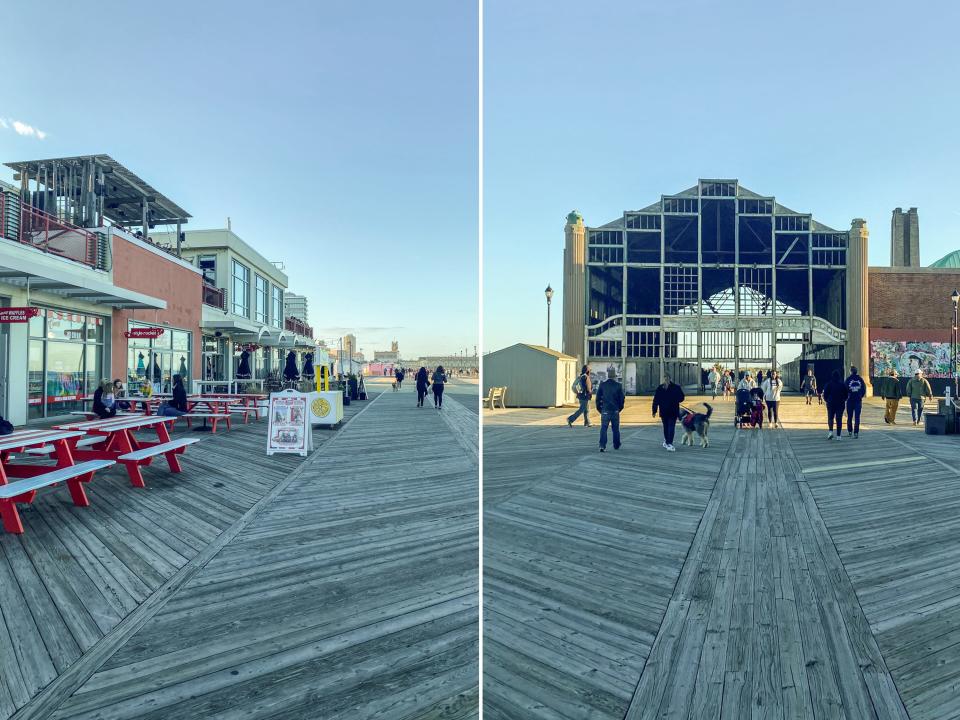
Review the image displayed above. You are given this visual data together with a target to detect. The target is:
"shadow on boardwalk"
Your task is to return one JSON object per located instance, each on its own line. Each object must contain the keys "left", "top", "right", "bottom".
{"left": 484, "top": 396, "right": 960, "bottom": 720}
{"left": 3, "top": 386, "right": 479, "bottom": 720}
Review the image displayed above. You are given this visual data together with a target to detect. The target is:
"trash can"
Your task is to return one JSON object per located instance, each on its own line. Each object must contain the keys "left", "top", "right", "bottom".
{"left": 925, "top": 413, "right": 947, "bottom": 435}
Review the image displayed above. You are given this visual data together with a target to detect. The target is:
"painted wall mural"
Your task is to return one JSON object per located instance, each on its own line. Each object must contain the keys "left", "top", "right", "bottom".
{"left": 871, "top": 341, "right": 954, "bottom": 378}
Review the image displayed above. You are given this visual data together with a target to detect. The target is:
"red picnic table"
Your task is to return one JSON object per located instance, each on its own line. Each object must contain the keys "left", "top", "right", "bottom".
{"left": 52, "top": 415, "right": 199, "bottom": 488}
{"left": 201, "top": 394, "right": 267, "bottom": 423}
{"left": 0, "top": 429, "right": 115, "bottom": 534}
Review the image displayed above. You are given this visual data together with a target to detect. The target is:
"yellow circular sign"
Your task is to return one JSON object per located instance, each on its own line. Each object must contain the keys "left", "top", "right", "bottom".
{"left": 312, "top": 397, "right": 331, "bottom": 417}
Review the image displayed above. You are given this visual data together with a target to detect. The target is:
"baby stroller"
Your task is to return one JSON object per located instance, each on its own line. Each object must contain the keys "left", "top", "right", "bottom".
{"left": 734, "top": 388, "right": 752, "bottom": 428}
{"left": 734, "top": 387, "right": 765, "bottom": 428}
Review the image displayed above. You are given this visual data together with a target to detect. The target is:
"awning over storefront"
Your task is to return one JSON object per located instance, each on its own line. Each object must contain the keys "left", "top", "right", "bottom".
{"left": 0, "top": 238, "right": 165, "bottom": 309}
{"left": 200, "top": 317, "right": 264, "bottom": 335}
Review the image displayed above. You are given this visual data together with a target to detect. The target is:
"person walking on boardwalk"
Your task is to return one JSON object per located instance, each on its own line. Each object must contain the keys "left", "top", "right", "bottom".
{"left": 431, "top": 365, "right": 447, "bottom": 409}
{"left": 737, "top": 371, "right": 756, "bottom": 392}
{"left": 762, "top": 370, "right": 784, "bottom": 428}
{"left": 905, "top": 369, "right": 934, "bottom": 426}
{"left": 395, "top": 367, "right": 405, "bottom": 390}
{"left": 708, "top": 367, "right": 721, "bottom": 400}
{"left": 567, "top": 365, "right": 593, "bottom": 428}
{"left": 723, "top": 370, "right": 734, "bottom": 399}
{"left": 595, "top": 370, "right": 625, "bottom": 452}
{"left": 801, "top": 368, "right": 817, "bottom": 406}
{"left": 823, "top": 369, "right": 848, "bottom": 439}
{"left": 652, "top": 373, "right": 685, "bottom": 452}
{"left": 844, "top": 365, "right": 867, "bottom": 438}
{"left": 415, "top": 366, "right": 429, "bottom": 407}
{"left": 878, "top": 368, "right": 903, "bottom": 424}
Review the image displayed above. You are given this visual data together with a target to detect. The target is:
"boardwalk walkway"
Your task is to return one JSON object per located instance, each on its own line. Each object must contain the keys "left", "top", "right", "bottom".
{"left": 484, "top": 396, "right": 960, "bottom": 720}
{"left": 4, "top": 385, "right": 478, "bottom": 720}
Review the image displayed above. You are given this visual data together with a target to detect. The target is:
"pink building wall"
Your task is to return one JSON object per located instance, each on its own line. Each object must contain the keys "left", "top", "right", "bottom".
{"left": 109, "top": 236, "right": 202, "bottom": 380}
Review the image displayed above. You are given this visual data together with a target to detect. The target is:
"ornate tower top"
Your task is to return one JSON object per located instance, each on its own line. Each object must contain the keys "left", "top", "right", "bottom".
{"left": 566, "top": 210, "right": 583, "bottom": 225}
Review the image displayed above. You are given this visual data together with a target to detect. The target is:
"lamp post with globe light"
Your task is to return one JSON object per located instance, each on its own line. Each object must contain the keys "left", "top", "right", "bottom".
{"left": 545, "top": 284, "right": 554, "bottom": 348}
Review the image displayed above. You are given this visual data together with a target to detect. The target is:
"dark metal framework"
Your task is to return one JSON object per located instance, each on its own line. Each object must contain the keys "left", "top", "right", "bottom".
{"left": 585, "top": 179, "right": 849, "bottom": 387}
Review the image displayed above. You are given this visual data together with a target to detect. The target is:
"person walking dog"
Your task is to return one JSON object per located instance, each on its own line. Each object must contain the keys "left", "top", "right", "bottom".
{"left": 567, "top": 366, "right": 593, "bottom": 428}
{"left": 652, "top": 373, "right": 685, "bottom": 452}
{"left": 801, "top": 368, "right": 817, "bottom": 406}
{"left": 595, "top": 371, "right": 625, "bottom": 452}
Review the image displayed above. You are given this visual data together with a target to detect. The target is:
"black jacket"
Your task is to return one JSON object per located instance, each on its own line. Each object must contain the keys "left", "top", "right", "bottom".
{"left": 595, "top": 379, "right": 625, "bottom": 414}
{"left": 822, "top": 379, "right": 848, "bottom": 409}
{"left": 416, "top": 368, "right": 428, "bottom": 388}
{"left": 170, "top": 383, "right": 188, "bottom": 412}
{"left": 652, "top": 382, "right": 685, "bottom": 418}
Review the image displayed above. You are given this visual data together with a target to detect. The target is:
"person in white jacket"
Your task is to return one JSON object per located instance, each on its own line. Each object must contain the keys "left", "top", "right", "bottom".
{"left": 762, "top": 370, "right": 784, "bottom": 428}
{"left": 736, "top": 372, "right": 756, "bottom": 391}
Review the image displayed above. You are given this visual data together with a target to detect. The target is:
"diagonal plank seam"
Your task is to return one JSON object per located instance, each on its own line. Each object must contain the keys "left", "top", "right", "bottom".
{"left": 10, "top": 393, "right": 385, "bottom": 720}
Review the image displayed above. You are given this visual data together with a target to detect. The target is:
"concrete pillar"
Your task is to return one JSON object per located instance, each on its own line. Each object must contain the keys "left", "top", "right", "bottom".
{"left": 846, "top": 218, "right": 872, "bottom": 394}
{"left": 562, "top": 211, "right": 586, "bottom": 362}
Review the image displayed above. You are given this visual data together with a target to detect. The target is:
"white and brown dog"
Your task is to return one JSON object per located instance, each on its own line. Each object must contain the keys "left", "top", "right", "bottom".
{"left": 679, "top": 403, "right": 713, "bottom": 448}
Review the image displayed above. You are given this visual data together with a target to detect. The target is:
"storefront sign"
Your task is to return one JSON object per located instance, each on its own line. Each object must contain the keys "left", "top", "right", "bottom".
{"left": 266, "top": 389, "right": 312, "bottom": 457}
{"left": 124, "top": 327, "right": 165, "bottom": 339}
{"left": 0, "top": 307, "right": 41, "bottom": 323}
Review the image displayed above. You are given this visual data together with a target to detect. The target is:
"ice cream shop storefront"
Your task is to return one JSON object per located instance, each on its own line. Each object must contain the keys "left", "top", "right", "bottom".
{"left": 27, "top": 308, "right": 107, "bottom": 420}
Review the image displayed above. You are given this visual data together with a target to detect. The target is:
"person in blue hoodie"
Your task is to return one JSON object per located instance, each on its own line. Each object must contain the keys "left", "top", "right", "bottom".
{"left": 844, "top": 365, "right": 867, "bottom": 438}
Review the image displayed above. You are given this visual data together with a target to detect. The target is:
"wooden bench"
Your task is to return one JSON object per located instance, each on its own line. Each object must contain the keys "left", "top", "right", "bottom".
{"left": 485, "top": 386, "right": 507, "bottom": 409}
{"left": 228, "top": 405, "right": 260, "bottom": 423}
{"left": 181, "top": 413, "right": 231, "bottom": 433}
{"left": 118, "top": 438, "right": 200, "bottom": 477}
{"left": 0, "top": 460, "right": 116, "bottom": 534}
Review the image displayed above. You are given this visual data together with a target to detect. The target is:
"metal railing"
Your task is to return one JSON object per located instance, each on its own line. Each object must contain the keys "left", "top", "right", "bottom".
{"left": 202, "top": 283, "right": 227, "bottom": 310}
{"left": 284, "top": 316, "right": 313, "bottom": 338}
{"left": 0, "top": 192, "right": 102, "bottom": 269}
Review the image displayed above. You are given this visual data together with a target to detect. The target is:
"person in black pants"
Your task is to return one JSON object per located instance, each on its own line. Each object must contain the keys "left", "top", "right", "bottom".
{"left": 415, "top": 366, "right": 429, "bottom": 407}
{"left": 431, "top": 365, "right": 447, "bottom": 408}
{"left": 652, "top": 373, "right": 685, "bottom": 452}
{"left": 595, "top": 371, "right": 625, "bottom": 452}
{"left": 822, "top": 369, "right": 848, "bottom": 439}
{"left": 844, "top": 365, "right": 867, "bottom": 438}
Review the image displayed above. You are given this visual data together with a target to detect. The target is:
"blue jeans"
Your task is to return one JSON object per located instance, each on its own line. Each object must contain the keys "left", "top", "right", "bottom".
{"left": 567, "top": 396, "right": 591, "bottom": 426}
{"left": 599, "top": 410, "right": 621, "bottom": 449}
{"left": 911, "top": 398, "right": 925, "bottom": 423}
{"left": 160, "top": 404, "right": 186, "bottom": 417}
{"left": 846, "top": 399, "right": 862, "bottom": 434}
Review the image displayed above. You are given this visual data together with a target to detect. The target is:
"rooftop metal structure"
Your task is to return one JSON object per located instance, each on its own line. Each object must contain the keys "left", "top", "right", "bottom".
{"left": 4, "top": 154, "right": 191, "bottom": 234}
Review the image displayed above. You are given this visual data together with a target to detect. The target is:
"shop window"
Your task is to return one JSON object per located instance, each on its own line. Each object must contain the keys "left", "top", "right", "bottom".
{"left": 27, "top": 310, "right": 104, "bottom": 418}
{"left": 272, "top": 286, "right": 283, "bottom": 328}
{"left": 255, "top": 275, "right": 268, "bottom": 323}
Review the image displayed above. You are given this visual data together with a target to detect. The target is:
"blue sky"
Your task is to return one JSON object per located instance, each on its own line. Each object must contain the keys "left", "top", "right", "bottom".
{"left": 484, "top": 0, "right": 960, "bottom": 353}
{"left": 0, "top": 0, "right": 478, "bottom": 359}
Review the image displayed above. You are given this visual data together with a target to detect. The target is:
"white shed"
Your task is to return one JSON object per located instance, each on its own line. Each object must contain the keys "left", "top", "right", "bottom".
{"left": 483, "top": 343, "right": 579, "bottom": 408}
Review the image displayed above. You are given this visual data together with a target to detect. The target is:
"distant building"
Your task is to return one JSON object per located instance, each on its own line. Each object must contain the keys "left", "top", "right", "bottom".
{"left": 891, "top": 207, "right": 920, "bottom": 267}
{"left": 284, "top": 292, "right": 309, "bottom": 324}
{"left": 342, "top": 333, "right": 357, "bottom": 359}
{"left": 483, "top": 344, "right": 577, "bottom": 407}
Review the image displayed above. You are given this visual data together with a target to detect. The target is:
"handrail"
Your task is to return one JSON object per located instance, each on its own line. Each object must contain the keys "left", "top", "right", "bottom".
{"left": 0, "top": 193, "right": 101, "bottom": 269}
{"left": 284, "top": 316, "right": 313, "bottom": 338}
{"left": 202, "top": 284, "right": 227, "bottom": 310}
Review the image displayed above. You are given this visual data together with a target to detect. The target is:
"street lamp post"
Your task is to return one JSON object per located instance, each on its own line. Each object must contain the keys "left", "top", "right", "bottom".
{"left": 545, "top": 284, "right": 554, "bottom": 348}
{"left": 952, "top": 290, "right": 959, "bottom": 399}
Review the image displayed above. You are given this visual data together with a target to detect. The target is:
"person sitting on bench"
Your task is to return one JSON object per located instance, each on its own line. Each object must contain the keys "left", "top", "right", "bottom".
{"left": 159, "top": 375, "right": 189, "bottom": 417}
{"left": 92, "top": 380, "right": 118, "bottom": 419}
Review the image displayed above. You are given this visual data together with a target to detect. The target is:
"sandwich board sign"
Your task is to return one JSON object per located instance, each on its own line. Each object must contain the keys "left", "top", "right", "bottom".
{"left": 266, "top": 389, "right": 312, "bottom": 456}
